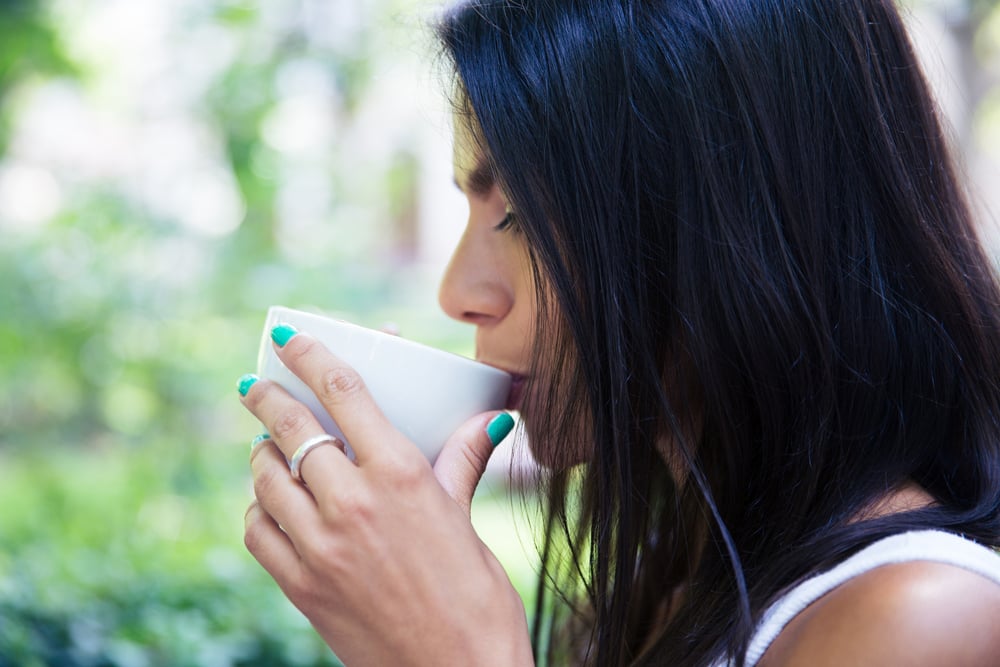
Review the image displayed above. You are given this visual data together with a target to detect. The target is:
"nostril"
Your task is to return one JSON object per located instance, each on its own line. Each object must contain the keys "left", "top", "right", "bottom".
{"left": 462, "top": 311, "right": 493, "bottom": 325}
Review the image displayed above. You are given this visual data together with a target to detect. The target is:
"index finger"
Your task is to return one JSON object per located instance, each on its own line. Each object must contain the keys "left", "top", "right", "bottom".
{"left": 240, "top": 377, "right": 355, "bottom": 495}
{"left": 270, "top": 324, "right": 411, "bottom": 465}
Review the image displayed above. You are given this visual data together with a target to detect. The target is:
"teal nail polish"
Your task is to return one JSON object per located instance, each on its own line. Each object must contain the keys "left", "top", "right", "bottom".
{"left": 486, "top": 412, "right": 515, "bottom": 447}
{"left": 250, "top": 433, "right": 271, "bottom": 450}
{"left": 270, "top": 323, "right": 298, "bottom": 347}
{"left": 237, "top": 373, "right": 259, "bottom": 397}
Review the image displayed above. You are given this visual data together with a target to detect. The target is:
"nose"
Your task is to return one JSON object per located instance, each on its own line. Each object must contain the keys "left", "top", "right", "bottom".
{"left": 438, "top": 225, "right": 513, "bottom": 326}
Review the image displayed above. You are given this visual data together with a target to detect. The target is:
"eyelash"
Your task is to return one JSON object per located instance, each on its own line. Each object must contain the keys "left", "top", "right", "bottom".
{"left": 494, "top": 211, "right": 519, "bottom": 232}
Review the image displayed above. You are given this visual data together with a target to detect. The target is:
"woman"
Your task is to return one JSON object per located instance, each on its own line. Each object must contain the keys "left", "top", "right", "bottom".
{"left": 237, "top": 0, "right": 1000, "bottom": 664}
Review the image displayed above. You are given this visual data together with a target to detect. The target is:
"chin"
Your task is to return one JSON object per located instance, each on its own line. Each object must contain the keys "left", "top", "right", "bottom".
{"left": 515, "top": 408, "right": 592, "bottom": 472}
{"left": 505, "top": 371, "right": 594, "bottom": 471}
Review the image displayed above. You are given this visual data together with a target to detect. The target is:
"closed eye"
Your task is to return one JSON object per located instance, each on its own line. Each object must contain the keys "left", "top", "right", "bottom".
{"left": 494, "top": 211, "right": 519, "bottom": 233}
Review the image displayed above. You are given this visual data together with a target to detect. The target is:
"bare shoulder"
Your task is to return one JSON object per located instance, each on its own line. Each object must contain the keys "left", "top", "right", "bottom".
{"left": 760, "top": 560, "right": 1000, "bottom": 667}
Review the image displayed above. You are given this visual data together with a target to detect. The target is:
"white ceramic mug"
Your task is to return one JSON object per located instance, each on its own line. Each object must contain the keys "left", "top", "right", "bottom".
{"left": 257, "top": 306, "right": 512, "bottom": 462}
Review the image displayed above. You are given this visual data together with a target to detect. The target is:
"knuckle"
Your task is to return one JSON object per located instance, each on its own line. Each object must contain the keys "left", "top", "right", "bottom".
{"left": 300, "top": 536, "right": 349, "bottom": 576}
{"left": 318, "top": 366, "right": 366, "bottom": 404}
{"left": 252, "top": 465, "right": 285, "bottom": 500}
{"left": 460, "top": 443, "right": 490, "bottom": 477}
{"left": 243, "top": 520, "right": 265, "bottom": 554}
{"left": 285, "top": 335, "right": 322, "bottom": 364}
{"left": 283, "top": 569, "right": 319, "bottom": 606}
{"left": 270, "top": 407, "right": 312, "bottom": 441}
{"left": 241, "top": 379, "right": 268, "bottom": 411}
{"left": 331, "top": 488, "right": 374, "bottom": 522}
{"left": 381, "top": 454, "right": 427, "bottom": 490}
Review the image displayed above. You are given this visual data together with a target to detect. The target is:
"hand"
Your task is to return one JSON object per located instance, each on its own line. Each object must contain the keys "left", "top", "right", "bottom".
{"left": 238, "top": 329, "right": 533, "bottom": 667}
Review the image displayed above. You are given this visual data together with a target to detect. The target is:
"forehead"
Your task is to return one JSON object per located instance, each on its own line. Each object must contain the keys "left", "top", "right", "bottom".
{"left": 452, "top": 115, "right": 497, "bottom": 196}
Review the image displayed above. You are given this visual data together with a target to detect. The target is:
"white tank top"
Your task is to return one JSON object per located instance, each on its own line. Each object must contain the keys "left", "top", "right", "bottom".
{"left": 712, "top": 530, "right": 1000, "bottom": 666}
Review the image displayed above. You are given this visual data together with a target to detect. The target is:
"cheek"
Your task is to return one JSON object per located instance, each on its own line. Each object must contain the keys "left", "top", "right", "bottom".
{"left": 503, "top": 248, "right": 595, "bottom": 468}
{"left": 516, "top": 351, "right": 595, "bottom": 470}
{"left": 510, "top": 252, "right": 547, "bottom": 344}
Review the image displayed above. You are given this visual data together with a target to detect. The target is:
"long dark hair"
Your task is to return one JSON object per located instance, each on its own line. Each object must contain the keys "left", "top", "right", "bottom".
{"left": 437, "top": 0, "right": 1000, "bottom": 664}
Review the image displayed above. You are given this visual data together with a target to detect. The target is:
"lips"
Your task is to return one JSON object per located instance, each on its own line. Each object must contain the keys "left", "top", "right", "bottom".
{"left": 477, "top": 358, "right": 527, "bottom": 410}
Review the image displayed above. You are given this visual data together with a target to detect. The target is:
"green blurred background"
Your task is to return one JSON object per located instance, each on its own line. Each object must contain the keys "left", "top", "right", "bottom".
{"left": 0, "top": 1, "right": 997, "bottom": 665}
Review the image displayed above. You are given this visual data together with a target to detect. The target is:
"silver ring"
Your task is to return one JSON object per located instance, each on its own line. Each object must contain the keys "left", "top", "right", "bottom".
{"left": 289, "top": 434, "right": 342, "bottom": 483}
{"left": 250, "top": 432, "right": 272, "bottom": 455}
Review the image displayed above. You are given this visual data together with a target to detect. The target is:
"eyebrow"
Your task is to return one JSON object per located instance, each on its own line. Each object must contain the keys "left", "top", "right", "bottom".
{"left": 453, "top": 159, "right": 497, "bottom": 197}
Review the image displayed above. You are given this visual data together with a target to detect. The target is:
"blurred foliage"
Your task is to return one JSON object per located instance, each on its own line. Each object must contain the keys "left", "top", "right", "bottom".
{"left": 0, "top": 0, "right": 75, "bottom": 156}
{"left": 0, "top": 0, "right": 451, "bottom": 453}
{"left": 0, "top": 0, "right": 473, "bottom": 664}
{"left": 0, "top": 442, "right": 345, "bottom": 666}
{"left": 0, "top": 0, "right": 996, "bottom": 664}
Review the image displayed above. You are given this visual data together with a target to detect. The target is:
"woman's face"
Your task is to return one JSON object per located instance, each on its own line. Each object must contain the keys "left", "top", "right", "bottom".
{"left": 439, "top": 118, "right": 536, "bottom": 412}
{"left": 441, "top": 117, "right": 593, "bottom": 469}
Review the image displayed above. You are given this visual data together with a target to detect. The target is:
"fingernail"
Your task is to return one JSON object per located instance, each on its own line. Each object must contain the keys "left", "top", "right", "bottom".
{"left": 486, "top": 412, "right": 515, "bottom": 447}
{"left": 270, "top": 323, "right": 298, "bottom": 347}
{"left": 237, "top": 373, "right": 259, "bottom": 397}
{"left": 250, "top": 432, "right": 271, "bottom": 451}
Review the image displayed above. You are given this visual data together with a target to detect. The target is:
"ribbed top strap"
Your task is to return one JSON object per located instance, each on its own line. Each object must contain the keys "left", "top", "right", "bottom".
{"left": 742, "top": 530, "right": 1000, "bottom": 665}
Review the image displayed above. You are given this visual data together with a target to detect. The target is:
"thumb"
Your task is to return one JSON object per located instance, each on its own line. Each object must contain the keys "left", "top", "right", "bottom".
{"left": 433, "top": 411, "right": 515, "bottom": 515}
